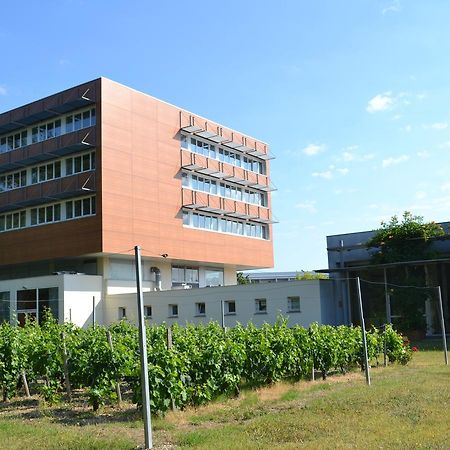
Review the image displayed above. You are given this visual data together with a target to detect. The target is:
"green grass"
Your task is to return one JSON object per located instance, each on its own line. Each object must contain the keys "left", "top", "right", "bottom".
{"left": 1, "top": 348, "right": 449, "bottom": 449}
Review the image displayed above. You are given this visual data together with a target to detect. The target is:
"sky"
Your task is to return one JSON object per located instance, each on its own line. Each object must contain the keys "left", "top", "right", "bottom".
{"left": 1, "top": 1, "right": 450, "bottom": 272}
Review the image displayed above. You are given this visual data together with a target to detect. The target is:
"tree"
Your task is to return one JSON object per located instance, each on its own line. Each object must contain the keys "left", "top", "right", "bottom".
{"left": 295, "top": 272, "right": 328, "bottom": 281}
{"left": 367, "top": 211, "right": 444, "bottom": 264}
{"left": 237, "top": 272, "right": 250, "bottom": 285}
{"left": 367, "top": 212, "right": 446, "bottom": 334}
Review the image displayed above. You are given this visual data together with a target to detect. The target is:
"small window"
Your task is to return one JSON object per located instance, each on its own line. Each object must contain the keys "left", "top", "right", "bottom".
{"left": 225, "top": 300, "right": 236, "bottom": 315}
{"left": 196, "top": 302, "right": 206, "bottom": 316}
{"left": 169, "top": 304, "right": 178, "bottom": 317}
{"left": 255, "top": 298, "right": 267, "bottom": 314}
{"left": 144, "top": 305, "right": 152, "bottom": 318}
{"left": 118, "top": 307, "right": 127, "bottom": 319}
{"left": 287, "top": 296, "right": 301, "bottom": 313}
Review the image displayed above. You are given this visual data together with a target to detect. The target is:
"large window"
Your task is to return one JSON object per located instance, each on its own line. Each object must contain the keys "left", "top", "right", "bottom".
{"left": 0, "top": 151, "right": 95, "bottom": 194}
{"left": 31, "top": 161, "right": 62, "bottom": 184}
{"left": 0, "top": 195, "right": 97, "bottom": 234}
{"left": 182, "top": 135, "right": 266, "bottom": 175}
{"left": 205, "top": 269, "right": 224, "bottom": 287}
{"left": 16, "top": 287, "right": 58, "bottom": 326}
{"left": 0, "top": 170, "right": 27, "bottom": 192}
{"left": 183, "top": 210, "right": 269, "bottom": 240}
{"left": 182, "top": 172, "right": 267, "bottom": 206}
{"left": 172, "top": 265, "right": 199, "bottom": 288}
{"left": 0, "top": 107, "right": 96, "bottom": 154}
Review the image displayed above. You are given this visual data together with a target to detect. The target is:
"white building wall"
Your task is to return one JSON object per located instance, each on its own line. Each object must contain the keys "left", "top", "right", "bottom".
{"left": 104, "top": 280, "right": 331, "bottom": 328}
{"left": 62, "top": 274, "right": 103, "bottom": 327}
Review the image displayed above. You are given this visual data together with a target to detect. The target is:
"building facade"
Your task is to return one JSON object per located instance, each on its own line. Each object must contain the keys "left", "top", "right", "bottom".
{"left": 326, "top": 223, "right": 450, "bottom": 335}
{"left": 105, "top": 280, "right": 335, "bottom": 328}
{"left": 0, "top": 78, "right": 275, "bottom": 324}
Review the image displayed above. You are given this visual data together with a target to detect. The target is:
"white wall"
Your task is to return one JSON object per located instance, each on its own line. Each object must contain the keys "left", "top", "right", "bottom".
{"left": 62, "top": 274, "right": 103, "bottom": 327}
{"left": 104, "top": 280, "right": 332, "bottom": 328}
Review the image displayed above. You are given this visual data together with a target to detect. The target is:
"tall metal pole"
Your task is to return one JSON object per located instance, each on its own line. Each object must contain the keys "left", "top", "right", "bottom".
{"left": 437, "top": 286, "right": 448, "bottom": 365}
{"left": 356, "top": 277, "right": 371, "bottom": 385}
{"left": 220, "top": 300, "right": 225, "bottom": 329}
{"left": 92, "top": 296, "right": 96, "bottom": 327}
{"left": 135, "top": 246, "right": 153, "bottom": 449}
{"left": 384, "top": 268, "right": 392, "bottom": 324}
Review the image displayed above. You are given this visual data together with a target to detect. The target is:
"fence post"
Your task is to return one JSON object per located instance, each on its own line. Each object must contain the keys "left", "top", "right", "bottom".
{"left": 106, "top": 330, "right": 122, "bottom": 403}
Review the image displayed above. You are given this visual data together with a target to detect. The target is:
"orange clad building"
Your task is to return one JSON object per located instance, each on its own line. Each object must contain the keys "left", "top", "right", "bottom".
{"left": 0, "top": 78, "right": 274, "bottom": 317}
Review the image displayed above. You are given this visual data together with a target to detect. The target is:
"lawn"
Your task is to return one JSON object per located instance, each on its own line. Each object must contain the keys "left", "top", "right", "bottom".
{"left": 0, "top": 346, "right": 449, "bottom": 449}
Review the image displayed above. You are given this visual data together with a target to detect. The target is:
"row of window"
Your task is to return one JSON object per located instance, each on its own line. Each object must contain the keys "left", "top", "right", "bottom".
{"left": 181, "top": 135, "right": 266, "bottom": 175}
{"left": 0, "top": 107, "right": 96, "bottom": 154}
{"left": 118, "top": 297, "right": 301, "bottom": 320}
{"left": 182, "top": 172, "right": 267, "bottom": 206}
{"left": 0, "top": 196, "right": 96, "bottom": 232}
{"left": 0, "top": 151, "right": 95, "bottom": 192}
{"left": 183, "top": 210, "right": 268, "bottom": 239}
{"left": 171, "top": 266, "right": 224, "bottom": 287}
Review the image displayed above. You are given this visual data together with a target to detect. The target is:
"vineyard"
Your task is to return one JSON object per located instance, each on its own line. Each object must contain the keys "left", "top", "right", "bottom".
{"left": 0, "top": 316, "right": 411, "bottom": 415}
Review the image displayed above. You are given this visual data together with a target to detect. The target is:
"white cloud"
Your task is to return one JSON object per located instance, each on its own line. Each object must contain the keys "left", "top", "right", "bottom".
{"left": 416, "top": 191, "right": 427, "bottom": 200}
{"left": 441, "top": 183, "right": 450, "bottom": 192}
{"left": 312, "top": 170, "right": 332, "bottom": 179}
{"left": 392, "top": 114, "right": 402, "bottom": 120}
{"left": 417, "top": 150, "right": 430, "bottom": 159}
{"left": 382, "top": 155, "right": 409, "bottom": 168}
{"left": 0, "top": 85, "right": 7, "bottom": 96}
{"left": 402, "top": 124, "right": 412, "bottom": 132}
{"left": 302, "top": 143, "right": 325, "bottom": 156}
{"left": 337, "top": 168, "right": 349, "bottom": 175}
{"left": 431, "top": 122, "right": 448, "bottom": 130}
{"left": 382, "top": 0, "right": 401, "bottom": 14}
{"left": 295, "top": 200, "right": 317, "bottom": 213}
{"left": 340, "top": 150, "right": 374, "bottom": 162}
{"left": 366, "top": 92, "right": 395, "bottom": 113}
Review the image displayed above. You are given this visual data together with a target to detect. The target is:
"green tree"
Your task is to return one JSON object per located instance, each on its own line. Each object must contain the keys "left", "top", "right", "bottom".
{"left": 295, "top": 272, "right": 328, "bottom": 280}
{"left": 367, "top": 211, "right": 444, "bottom": 264}
{"left": 237, "top": 272, "right": 250, "bottom": 285}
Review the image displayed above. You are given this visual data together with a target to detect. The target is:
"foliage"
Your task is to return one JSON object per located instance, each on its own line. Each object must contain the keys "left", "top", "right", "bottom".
{"left": 236, "top": 272, "right": 250, "bottom": 285}
{"left": 0, "top": 316, "right": 410, "bottom": 414}
{"left": 367, "top": 211, "right": 445, "bottom": 264}
{"left": 295, "top": 272, "right": 329, "bottom": 280}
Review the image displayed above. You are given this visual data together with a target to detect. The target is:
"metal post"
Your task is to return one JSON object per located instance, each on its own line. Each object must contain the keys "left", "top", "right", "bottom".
{"left": 383, "top": 324, "right": 388, "bottom": 367}
{"left": 135, "top": 246, "right": 153, "bottom": 449}
{"left": 437, "top": 286, "right": 448, "bottom": 365}
{"left": 356, "top": 277, "right": 371, "bottom": 385}
{"left": 384, "top": 268, "right": 392, "bottom": 324}
{"left": 92, "top": 296, "right": 96, "bottom": 327}
{"left": 220, "top": 300, "right": 225, "bottom": 329}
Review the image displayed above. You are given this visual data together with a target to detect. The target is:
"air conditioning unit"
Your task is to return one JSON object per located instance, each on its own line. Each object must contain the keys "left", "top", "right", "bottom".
{"left": 182, "top": 284, "right": 192, "bottom": 289}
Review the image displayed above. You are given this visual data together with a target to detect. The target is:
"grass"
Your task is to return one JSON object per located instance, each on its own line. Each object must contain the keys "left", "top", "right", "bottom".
{"left": 1, "top": 346, "right": 449, "bottom": 449}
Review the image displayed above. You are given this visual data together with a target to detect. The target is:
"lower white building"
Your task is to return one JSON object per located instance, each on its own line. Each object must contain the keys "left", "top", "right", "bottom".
{"left": 0, "top": 274, "right": 337, "bottom": 328}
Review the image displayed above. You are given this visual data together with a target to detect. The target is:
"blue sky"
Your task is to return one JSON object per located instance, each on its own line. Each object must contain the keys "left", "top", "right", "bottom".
{"left": 1, "top": 1, "right": 450, "bottom": 271}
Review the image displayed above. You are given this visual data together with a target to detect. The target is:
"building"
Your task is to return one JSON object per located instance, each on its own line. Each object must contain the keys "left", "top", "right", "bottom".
{"left": 105, "top": 279, "right": 336, "bottom": 328}
{"left": 0, "top": 78, "right": 275, "bottom": 326}
{"left": 326, "top": 223, "right": 450, "bottom": 335}
{"left": 243, "top": 271, "right": 326, "bottom": 283}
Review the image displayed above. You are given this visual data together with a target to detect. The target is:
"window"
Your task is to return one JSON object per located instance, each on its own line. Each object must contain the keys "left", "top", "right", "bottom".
{"left": 0, "top": 170, "right": 27, "bottom": 192}
{"left": 171, "top": 266, "right": 199, "bottom": 288}
{"left": 287, "top": 296, "right": 301, "bottom": 313}
{"left": 205, "top": 269, "right": 224, "bottom": 287}
{"left": 118, "top": 307, "right": 127, "bottom": 320}
{"left": 0, "top": 211, "right": 26, "bottom": 232}
{"left": 255, "top": 298, "right": 267, "bottom": 314}
{"left": 65, "top": 151, "right": 95, "bottom": 175}
{"left": 169, "top": 304, "right": 178, "bottom": 317}
{"left": 224, "top": 300, "right": 236, "bottom": 315}
{"left": 31, "top": 161, "right": 62, "bottom": 184}
{"left": 65, "top": 196, "right": 96, "bottom": 219}
{"left": 182, "top": 134, "right": 266, "bottom": 175}
{"left": 144, "top": 305, "right": 152, "bottom": 318}
{"left": 0, "top": 291, "right": 10, "bottom": 323}
{"left": 30, "top": 203, "right": 61, "bottom": 225}
{"left": 195, "top": 302, "right": 206, "bottom": 316}
{"left": 184, "top": 211, "right": 269, "bottom": 240}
